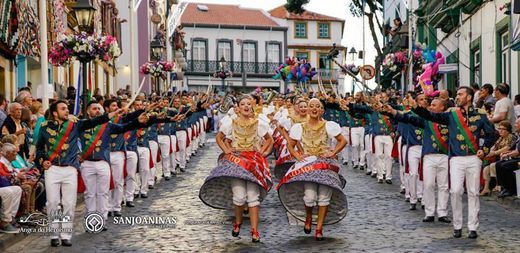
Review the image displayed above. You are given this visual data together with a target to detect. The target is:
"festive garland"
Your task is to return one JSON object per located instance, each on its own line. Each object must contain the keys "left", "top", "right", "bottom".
{"left": 15, "top": 0, "right": 40, "bottom": 58}
{"left": 53, "top": 0, "right": 65, "bottom": 36}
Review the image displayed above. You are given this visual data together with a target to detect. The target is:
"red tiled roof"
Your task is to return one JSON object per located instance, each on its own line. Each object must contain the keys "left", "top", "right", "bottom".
{"left": 269, "top": 5, "right": 344, "bottom": 22}
{"left": 180, "top": 3, "right": 280, "bottom": 27}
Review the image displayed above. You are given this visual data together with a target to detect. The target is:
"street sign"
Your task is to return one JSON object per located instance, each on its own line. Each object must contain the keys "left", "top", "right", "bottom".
{"left": 360, "top": 65, "right": 376, "bottom": 80}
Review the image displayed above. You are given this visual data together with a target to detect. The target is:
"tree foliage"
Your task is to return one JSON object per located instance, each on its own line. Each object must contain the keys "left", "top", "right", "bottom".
{"left": 285, "top": 0, "right": 310, "bottom": 14}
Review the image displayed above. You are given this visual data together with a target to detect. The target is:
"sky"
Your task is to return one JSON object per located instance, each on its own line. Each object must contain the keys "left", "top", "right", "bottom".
{"left": 184, "top": 0, "right": 380, "bottom": 88}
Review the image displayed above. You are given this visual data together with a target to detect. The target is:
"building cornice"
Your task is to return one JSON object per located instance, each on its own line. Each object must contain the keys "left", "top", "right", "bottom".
{"left": 182, "top": 23, "right": 288, "bottom": 31}
{"left": 288, "top": 45, "right": 346, "bottom": 50}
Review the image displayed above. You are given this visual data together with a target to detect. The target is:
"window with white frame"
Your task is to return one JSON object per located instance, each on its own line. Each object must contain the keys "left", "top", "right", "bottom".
{"left": 243, "top": 42, "right": 256, "bottom": 62}
{"left": 192, "top": 40, "right": 206, "bottom": 61}
{"left": 217, "top": 41, "right": 231, "bottom": 62}
{"left": 501, "top": 31, "right": 509, "bottom": 84}
{"left": 267, "top": 43, "right": 280, "bottom": 63}
{"left": 473, "top": 49, "right": 480, "bottom": 85}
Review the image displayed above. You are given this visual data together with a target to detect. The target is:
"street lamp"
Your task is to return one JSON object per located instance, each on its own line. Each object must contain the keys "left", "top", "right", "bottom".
{"left": 150, "top": 38, "right": 164, "bottom": 61}
{"left": 72, "top": 0, "right": 96, "bottom": 33}
{"left": 348, "top": 47, "right": 357, "bottom": 94}
{"left": 348, "top": 47, "right": 357, "bottom": 61}
{"left": 150, "top": 38, "right": 165, "bottom": 93}
{"left": 71, "top": 0, "right": 96, "bottom": 117}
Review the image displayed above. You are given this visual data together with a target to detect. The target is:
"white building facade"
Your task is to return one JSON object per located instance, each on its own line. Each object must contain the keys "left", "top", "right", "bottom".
{"left": 180, "top": 3, "right": 286, "bottom": 92}
{"left": 269, "top": 5, "right": 346, "bottom": 94}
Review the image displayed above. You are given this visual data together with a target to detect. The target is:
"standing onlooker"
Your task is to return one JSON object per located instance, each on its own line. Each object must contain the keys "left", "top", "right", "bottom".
{"left": 471, "top": 83, "right": 480, "bottom": 107}
{"left": 476, "top": 83, "right": 496, "bottom": 108}
{"left": 490, "top": 83, "right": 515, "bottom": 127}
{"left": 514, "top": 94, "right": 520, "bottom": 118}
{"left": 0, "top": 95, "right": 7, "bottom": 128}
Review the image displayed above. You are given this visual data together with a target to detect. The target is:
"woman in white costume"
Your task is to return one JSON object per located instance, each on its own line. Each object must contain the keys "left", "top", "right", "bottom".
{"left": 199, "top": 95, "right": 273, "bottom": 242}
{"left": 277, "top": 98, "right": 347, "bottom": 240}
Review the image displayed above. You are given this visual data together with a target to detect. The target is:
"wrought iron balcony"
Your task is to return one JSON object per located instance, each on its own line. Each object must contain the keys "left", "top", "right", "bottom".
{"left": 186, "top": 60, "right": 282, "bottom": 75}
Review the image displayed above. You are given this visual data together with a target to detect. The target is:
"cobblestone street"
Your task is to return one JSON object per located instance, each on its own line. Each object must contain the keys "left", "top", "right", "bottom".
{"left": 5, "top": 136, "right": 520, "bottom": 252}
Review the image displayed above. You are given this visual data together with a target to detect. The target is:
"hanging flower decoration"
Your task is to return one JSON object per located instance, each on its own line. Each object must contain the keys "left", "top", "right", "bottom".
{"left": 140, "top": 61, "right": 175, "bottom": 80}
{"left": 382, "top": 50, "right": 408, "bottom": 72}
{"left": 49, "top": 32, "right": 121, "bottom": 66}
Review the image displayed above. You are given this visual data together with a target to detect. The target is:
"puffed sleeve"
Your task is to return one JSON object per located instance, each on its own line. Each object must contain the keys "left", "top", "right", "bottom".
{"left": 289, "top": 123, "right": 303, "bottom": 141}
{"left": 257, "top": 119, "right": 270, "bottom": 137}
{"left": 279, "top": 117, "right": 292, "bottom": 131}
{"left": 219, "top": 115, "right": 233, "bottom": 137}
{"left": 326, "top": 121, "right": 342, "bottom": 138}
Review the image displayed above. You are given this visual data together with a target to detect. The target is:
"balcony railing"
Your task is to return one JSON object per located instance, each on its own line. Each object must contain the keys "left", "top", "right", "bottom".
{"left": 187, "top": 60, "right": 340, "bottom": 80}
{"left": 186, "top": 60, "right": 282, "bottom": 75}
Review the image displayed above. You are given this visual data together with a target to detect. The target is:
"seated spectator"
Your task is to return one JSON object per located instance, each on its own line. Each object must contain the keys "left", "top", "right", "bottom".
{"left": 481, "top": 121, "right": 517, "bottom": 196}
{"left": 389, "top": 17, "right": 402, "bottom": 37}
{"left": 495, "top": 118, "right": 520, "bottom": 198}
{"left": 514, "top": 94, "right": 520, "bottom": 118}
{"left": 490, "top": 83, "right": 515, "bottom": 127}
{"left": 0, "top": 139, "right": 38, "bottom": 215}
{"left": 0, "top": 142, "right": 22, "bottom": 233}
{"left": 1, "top": 102, "right": 30, "bottom": 159}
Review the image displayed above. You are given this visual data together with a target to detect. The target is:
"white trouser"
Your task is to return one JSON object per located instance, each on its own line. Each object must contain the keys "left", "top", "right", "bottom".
{"left": 360, "top": 134, "right": 371, "bottom": 168}
{"left": 423, "top": 153, "right": 449, "bottom": 217}
{"left": 350, "top": 127, "right": 364, "bottom": 166}
{"left": 340, "top": 127, "right": 350, "bottom": 162}
{"left": 0, "top": 186, "right": 22, "bottom": 222}
{"left": 374, "top": 135, "right": 393, "bottom": 180}
{"left": 303, "top": 182, "right": 333, "bottom": 207}
{"left": 169, "top": 135, "right": 178, "bottom": 172}
{"left": 109, "top": 151, "right": 125, "bottom": 212}
{"left": 201, "top": 116, "right": 208, "bottom": 144}
{"left": 124, "top": 151, "right": 138, "bottom": 202}
{"left": 407, "top": 145, "right": 422, "bottom": 204}
{"left": 230, "top": 178, "right": 261, "bottom": 207}
{"left": 148, "top": 140, "right": 159, "bottom": 186}
{"left": 81, "top": 160, "right": 110, "bottom": 220}
{"left": 186, "top": 127, "right": 193, "bottom": 159}
{"left": 45, "top": 165, "right": 77, "bottom": 240}
{"left": 198, "top": 118, "right": 204, "bottom": 147}
{"left": 136, "top": 147, "right": 150, "bottom": 195}
{"left": 158, "top": 135, "right": 173, "bottom": 177}
{"left": 397, "top": 137, "right": 406, "bottom": 191}
{"left": 176, "top": 130, "right": 188, "bottom": 169}
{"left": 450, "top": 156, "right": 482, "bottom": 231}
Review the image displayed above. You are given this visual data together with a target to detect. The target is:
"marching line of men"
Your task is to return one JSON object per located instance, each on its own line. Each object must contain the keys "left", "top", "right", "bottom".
{"left": 35, "top": 94, "right": 211, "bottom": 247}
{"left": 320, "top": 87, "right": 496, "bottom": 239}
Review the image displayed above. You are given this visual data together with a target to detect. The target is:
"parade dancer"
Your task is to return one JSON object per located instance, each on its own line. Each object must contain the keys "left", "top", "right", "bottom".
{"left": 273, "top": 97, "right": 308, "bottom": 179}
{"left": 35, "top": 100, "right": 120, "bottom": 247}
{"left": 385, "top": 96, "right": 452, "bottom": 223}
{"left": 104, "top": 99, "right": 145, "bottom": 216}
{"left": 173, "top": 97, "right": 192, "bottom": 173}
{"left": 349, "top": 93, "right": 396, "bottom": 183}
{"left": 157, "top": 97, "right": 177, "bottom": 180}
{"left": 79, "top": 101, "right": 144, "bottom": 224}
{"left": 347, "top": 92, "right": 366, "bottom": 169}
{"left": 412, "top": 87, "right": 496, "bottom": 239}
{"left": 199, "top": 95, "right": 273, "bottom": 243}
{"left": 277, "top": 98, "right": 347, "bottom": 241}
{"left": 147, "top": 105, "right": 160, "bottom": 189}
